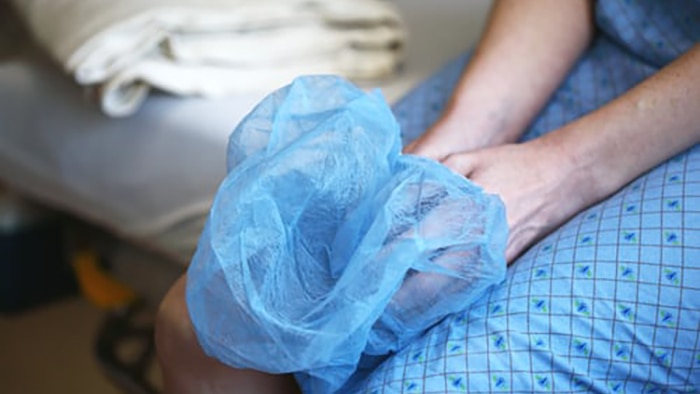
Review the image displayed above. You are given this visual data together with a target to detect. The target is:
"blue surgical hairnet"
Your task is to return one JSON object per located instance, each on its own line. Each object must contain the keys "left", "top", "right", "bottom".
{"left": 186, "top": 75, "right": 508, "bottom": 393}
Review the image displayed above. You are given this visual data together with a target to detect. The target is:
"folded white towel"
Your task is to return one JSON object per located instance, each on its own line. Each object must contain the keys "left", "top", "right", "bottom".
{"left": 12, "top": 0, "right": 405, "bottom": 116}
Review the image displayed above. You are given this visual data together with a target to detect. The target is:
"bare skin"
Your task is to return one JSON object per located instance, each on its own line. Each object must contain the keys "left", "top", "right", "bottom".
{"left": 155, "top": 275, "right": 301, "bottom": 394}
{"left": 156, "top": 1, "right": 700, "bottom": 392}
{"left": 438, "top": 44, "right": 700, "bottom": 262}
{"left": 406, "top": 0, "right": 700, "bottom": 262}
{"left": 406, "top": 0, "right": 595, "bottom": 157}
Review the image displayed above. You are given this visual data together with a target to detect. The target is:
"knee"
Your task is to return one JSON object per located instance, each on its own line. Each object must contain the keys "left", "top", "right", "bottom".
{"left": 155, "top": 275, "right": 196, "bottom": 357}
{"left": 154, "top": 274, "right": 301, "bottom": 394}
{"left": 155, "top": 275, "right": 186, "bottom": 374}
{"left": 154, "top": 274, "right": 210, "bottom": 393}
{"left": 155, "top": 276, "right": 193, "bottom": 362}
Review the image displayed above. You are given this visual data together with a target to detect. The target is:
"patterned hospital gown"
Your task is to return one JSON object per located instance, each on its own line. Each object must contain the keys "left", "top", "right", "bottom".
{"left": 348, "top": 1, "right": 700, "bottom": 393}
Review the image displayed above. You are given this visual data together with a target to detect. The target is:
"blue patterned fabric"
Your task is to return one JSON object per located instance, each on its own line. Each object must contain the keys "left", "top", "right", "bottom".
{"left": 345, "top": 1, "right": 700, "bottom": 392}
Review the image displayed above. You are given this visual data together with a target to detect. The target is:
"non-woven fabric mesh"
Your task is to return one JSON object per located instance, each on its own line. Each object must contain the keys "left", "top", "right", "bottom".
{"left": 186, "top": 75, "right": 508, "bottom": 393}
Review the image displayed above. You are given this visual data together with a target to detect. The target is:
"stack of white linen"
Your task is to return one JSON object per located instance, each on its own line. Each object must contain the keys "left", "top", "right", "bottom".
{"left": 11, "top": 0, "right": 405, "bottom": 117}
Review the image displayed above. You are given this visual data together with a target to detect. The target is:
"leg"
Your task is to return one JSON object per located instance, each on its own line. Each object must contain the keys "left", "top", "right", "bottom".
{"left": 352, "top": 145, "right": 700, "bottom": 393}
{"left": 155, "top": 275, "right": 300, "bottom": 394}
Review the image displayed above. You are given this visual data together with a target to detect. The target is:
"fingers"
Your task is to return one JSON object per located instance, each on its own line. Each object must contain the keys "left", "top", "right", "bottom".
{"left": 403, "top": 135, "right": 445, "bottom": 161}
{"left": 402, "top": 121, "right": 455, "bottom": 160}
{"left": 402, "top": 138, "right": 419, "bottom": 154}
{"left": 441, "top": 152, "right": 478, "bottom": 177}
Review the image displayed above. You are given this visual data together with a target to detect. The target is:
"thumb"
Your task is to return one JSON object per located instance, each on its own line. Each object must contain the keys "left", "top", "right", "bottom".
{"left": 403, "top": 132, "right": 451, "bottom": 162}
{"left": 441, "top": 152, "right": 479, "bottom": 177}
{"left": 402, "top": 138, "right": 420, "bottom": 154}
{"left": 403, "top": 140, "right": 445, "bottom": 162}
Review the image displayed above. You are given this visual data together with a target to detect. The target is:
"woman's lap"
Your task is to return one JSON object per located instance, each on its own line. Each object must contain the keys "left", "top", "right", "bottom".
{"left": 356, "top": 37, "right": 700, "bottom": 393}
{"left": 355, "top": 147, "right": 700, "bottom": 393}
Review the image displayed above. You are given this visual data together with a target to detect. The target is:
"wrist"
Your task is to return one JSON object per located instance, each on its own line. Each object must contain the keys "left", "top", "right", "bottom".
{"left": 430, "top": 112, "right": 504, "bottom": 152}
{"left": 438, "top": 90, "right": 522, "bottom": 149}
{"left": 536, "top": 123, "right": 620, "bottom": 210}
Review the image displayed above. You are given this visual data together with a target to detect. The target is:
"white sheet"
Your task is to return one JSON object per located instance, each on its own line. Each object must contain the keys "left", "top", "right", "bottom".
{"left": 11, "top": 0, "right": 405, "bottom": 117}
{"left": 0, "top": 0, "right": 492, "bottom": 262}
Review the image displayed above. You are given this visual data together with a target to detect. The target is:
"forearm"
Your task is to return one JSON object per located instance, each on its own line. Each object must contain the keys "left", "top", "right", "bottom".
{"left": 547, "top": 44, "right": 700, "bottom": 206}
{"left": 443, "top": 0, "right": 594, "bottom": 147}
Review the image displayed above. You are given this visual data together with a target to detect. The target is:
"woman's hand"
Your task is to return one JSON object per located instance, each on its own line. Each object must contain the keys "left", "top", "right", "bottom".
{"left": 411, "top": 44, "right": 700, "bottom": 265}
{"left": 403, "top": 116, "right": 489, "bottom": 161}
{"left": 440, "top": 138, "right": 592, "bottom": 263}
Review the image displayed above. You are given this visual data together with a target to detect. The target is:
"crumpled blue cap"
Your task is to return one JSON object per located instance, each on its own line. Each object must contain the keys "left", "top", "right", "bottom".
{"left": 186, "top": 75, "right": 508, "bottom": 393}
